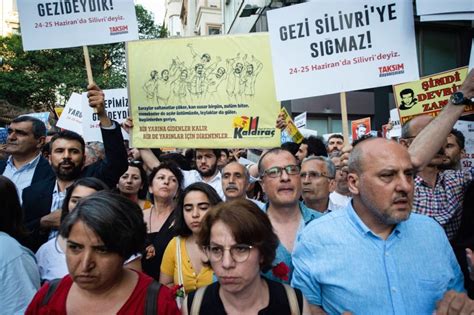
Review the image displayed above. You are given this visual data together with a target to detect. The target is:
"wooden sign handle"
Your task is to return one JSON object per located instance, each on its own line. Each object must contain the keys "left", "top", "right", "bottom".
{"left": 340, "top": 92, "right": 350, "bottom": 145}
{"left": 83, "top": 45, "right": 94, "bottom": 85}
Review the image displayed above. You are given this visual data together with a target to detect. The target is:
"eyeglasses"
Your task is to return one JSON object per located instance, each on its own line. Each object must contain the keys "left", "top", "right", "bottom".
{"left": 300, "top": 171, "right": 333, "bottom": 180}
{"left": 205, "top": 244, "right": 254, "bottom": 263}
{"left": 262, "top": 165, "right": 300, "bottom": 178}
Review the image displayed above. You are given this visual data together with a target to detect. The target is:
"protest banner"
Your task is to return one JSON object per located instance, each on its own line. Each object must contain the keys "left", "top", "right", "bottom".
{"left": 82, "top": 88, "right": 129, "bottom": 142}
{"left": 389, "top": 108, "right": 401, "bottom": 138}
{"left": 393, "top": 66, "right": 473, "bottom": 125}
{"left": 294, "top": 112, "right": 307, "bottom": 128}
{"left": 127, "top": 33, "right": 281, "bottom": 148}
{"left": 17, "top": 0, "right": 139, "bottom": 51}
{"left": 351, "top": 117, "right": 371, "bottom": 141}
{"left": 415, "top": 0, "right": 473, "bottom": 16}
{"left": 454, "top": 120, "right": 474, "bottom": 170}
{"left": 57, "top": 90, "right": 129, "bottom": 142}
{"left": 267, "top": 0, "right": 419, "bottom": 101}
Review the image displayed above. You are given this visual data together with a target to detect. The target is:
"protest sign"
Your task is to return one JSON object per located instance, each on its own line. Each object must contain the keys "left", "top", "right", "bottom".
{"left": 127, "top": 33, "right": 280, "bottom": 148}
{"left": 267, "top": 0, "right": 419, "bottom": 101}
{"left": 17, "top": 0, "right": 139, "bottom": 51}
{"left": 294, "top": 112, "right": 307, "bottom": 128}
{"left": 57, "top": 93, "right": 85, "bottom": 135}
{"left": 420, "top": 13, "right": 474, "bottom": 22}
{"left": 351, "top": 117, "right": 371, "bottom": 141}
{"left": 389, "top": 108, "right": 401, "bottom": 138}
{"left": 82, "top": 88, "right": 129, "bottom": 142}
{"left": 393, "top": 66, "right": 473, "bottom": 125}
{"left": 454, "top": 120, "right": 474, "bottom": 170}
{"left": 57, "top": 90, "right": 129, "bottom": 142}
{"left": 280, "top": 108, "right": 304, "bottom": 144}
{"left": 415, "top": 0, "right": 473, "bottom": 16}
{"left": 0, "top": 128, "right": 7, "bottom": 144}
{"left": 469, "top": 39, "right": 474, "bottom": 71}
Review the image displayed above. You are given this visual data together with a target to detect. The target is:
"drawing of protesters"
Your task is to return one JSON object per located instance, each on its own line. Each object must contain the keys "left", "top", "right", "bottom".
{"left": 143, "top": 70, "right": 159, "bottom": 100}
{"left": 241, "top": 55, "right": 263, "bottom": 97}
{"left": 226, "top": 54, "right": 245, "bottom": 98}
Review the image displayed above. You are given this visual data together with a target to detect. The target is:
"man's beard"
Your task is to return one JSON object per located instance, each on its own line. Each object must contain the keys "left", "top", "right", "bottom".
{"left": 198, "top": 163, "right": 217, "bottom": 178}
{"left": 54, "top": 160, "right": 83, "bottom": 181}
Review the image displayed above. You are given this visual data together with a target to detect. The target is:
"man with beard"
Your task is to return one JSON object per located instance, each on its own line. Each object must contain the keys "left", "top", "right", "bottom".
{"left": 326, "top": 134, "right": 344, "bottom": 154}
{"left": 221, "top": 161, "right": 264, "bottom": 207}
{"left": 21, "top": 84, "right": 128, "bottom": 252}
{"left": 292, "top": 138, "right": 470, "bottom": 314}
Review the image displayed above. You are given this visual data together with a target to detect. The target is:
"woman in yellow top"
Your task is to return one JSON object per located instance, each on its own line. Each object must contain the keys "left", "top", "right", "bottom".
{"left": 160, "top": 182, "right": 222, "bottom": 294}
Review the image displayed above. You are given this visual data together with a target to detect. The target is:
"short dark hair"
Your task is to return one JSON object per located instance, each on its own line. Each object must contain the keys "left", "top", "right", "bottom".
{"left": 0, "top": 175, "right": 27, "bottom": 240}
{"left": 197, "top": 199, "right": 278, "bottom": 272}
{"left": 50, "top": 130, "right": 85, "bottom": 154}
{"left": 11, "top": 116, "right": 46, "bottom": 139}
{"left": 60, "top": 191, "right": 146, "bottom": 259}
{"left": 61, "top": 177, "right": 109, "bottom": 222}
{"left": 280, "top": 141, "right": 300, "bottom": 157}
{"left": 450, "top": 128, "right": 465, "bottom": 150}
{"left": 175, "top": 182, "right": 222, "bottom": 237}
{"left": 148, "top": 161, "right": 184, "bottom": 193}
{"left": 327, "top": 134, "right": 344, "bottom": 142}
{"left": 301, "top": 136, "right": 327, "bottom": 157}
{"left": 400, "top": 88, "right": 414, "bottom": 97}
{"left": 194, "top": 149, "right": 222, "bottom": 160}
{"left": 127, "top": 160, "right": 148, "bottom": 199}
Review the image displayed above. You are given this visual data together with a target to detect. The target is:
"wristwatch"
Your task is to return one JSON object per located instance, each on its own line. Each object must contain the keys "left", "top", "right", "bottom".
{"left": 450, "top": 91, "right": 472, "bottom": 105}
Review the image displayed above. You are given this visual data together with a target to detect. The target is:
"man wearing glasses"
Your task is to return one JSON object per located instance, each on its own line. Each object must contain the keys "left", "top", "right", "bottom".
{"left": 257, "top": 148, "right": 322, "bottom": 284}
{"left": 300, "top": 156, "right": 339, "bottom": 214}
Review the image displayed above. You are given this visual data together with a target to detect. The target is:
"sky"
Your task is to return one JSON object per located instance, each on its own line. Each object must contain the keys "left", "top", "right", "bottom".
{"left": 136, "top": 0, "right": 166, "bottom": 24}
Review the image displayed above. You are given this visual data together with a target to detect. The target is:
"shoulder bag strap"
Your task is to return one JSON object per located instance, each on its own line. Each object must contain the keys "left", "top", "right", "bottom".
{"left": 283, "top": 283, "right": 301, "bottom": 315}
{"left": 41, "top": 278, "right": 62, "bottom": 306}
{"left": 144, "top": 280, "right": 162, "bottom": 315}
{"left": 176, "top": 236, "right": 185, "bottom": 295}
{"left": 190, "top": 286, "right": 207, "bottom": 315}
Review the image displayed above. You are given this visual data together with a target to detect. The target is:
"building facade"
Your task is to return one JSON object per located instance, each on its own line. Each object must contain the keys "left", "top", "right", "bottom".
{"left": 0, "top": 0, "right": 19, "bottom": 36}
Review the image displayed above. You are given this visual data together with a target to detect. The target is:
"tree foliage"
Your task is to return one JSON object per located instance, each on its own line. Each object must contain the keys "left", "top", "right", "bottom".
{"left": 0, "top": 5, "right": 165, "bottom": 110}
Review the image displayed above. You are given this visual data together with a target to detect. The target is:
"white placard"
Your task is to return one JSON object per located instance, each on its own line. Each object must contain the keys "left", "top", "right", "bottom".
{"left": 17, "top": 0, "right": 138, "bottom": 51}
{"left": 294, "top": 112, "right": 307, "bottom": 128}
{"left": 57, "top": 93, "right": 84, "bottom": 135}
{"left": 420, "top": 13, "right": 474, "bottom": 22}
{"left": 454, "top": 120, "right": 474, "bottom": 170}
{"left": 416, "top": 0, "right": 474, "bottom": 16}
{"left": 389, "top": 108, "right": 401, "bottom": 138}
{"left": 267, "top": 0, "right": 419, "bottom": 101}
{"left": 82, "top": 88, "right": 129, "bottom": 142}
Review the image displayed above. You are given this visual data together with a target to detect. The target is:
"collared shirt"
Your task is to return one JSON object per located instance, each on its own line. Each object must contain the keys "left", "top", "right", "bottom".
{"left": 413, "top": 168, "right": 473, "bottom": 240}
{"left": 2, "top": 154, "right": 41, "bottom": 204}
{"left": 329, "top": 191, "right": 351, "bottom": 209}
{"left": 262, "top": 201, "right": 323, "bottom": 284}
{"left": 291, "top": 202, "right": 464, "bottom": 315}
{"left": 48, "top": 181, "right": 67, "bottom": 240}
{"left": 182, "top": 169, "right": 225, "bottom": 200}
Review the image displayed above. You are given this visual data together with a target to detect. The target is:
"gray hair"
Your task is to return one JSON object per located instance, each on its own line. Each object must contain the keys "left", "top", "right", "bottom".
{"left": 302, "top": 156, "right": 336, "bottom": 179}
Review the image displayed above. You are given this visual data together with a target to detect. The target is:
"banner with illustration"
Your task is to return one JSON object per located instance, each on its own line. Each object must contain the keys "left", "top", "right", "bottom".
{"left": 454, "top": 120, "right": 474, "bottom": 170}
{"left": 17, "top": 0, "right": 138, "bottom": 51}
{"left": 267, "top": 0, "right": 419, "bottom": 101}
{"left": 393, "top": 66, "right": 473, "bottom": 124}
{"left": 127, "top": 33, "right": 281, "bottom": 148}
{"left": 351, "top": 117, "right": 371, "bottom": 141}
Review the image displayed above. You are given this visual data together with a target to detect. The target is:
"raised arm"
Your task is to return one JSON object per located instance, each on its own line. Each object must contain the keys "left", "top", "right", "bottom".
{"left": 408, "top": 69, "right": 474, "bottom": 169}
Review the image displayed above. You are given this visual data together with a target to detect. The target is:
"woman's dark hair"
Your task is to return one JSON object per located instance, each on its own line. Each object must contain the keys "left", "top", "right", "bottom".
{"left": 175, "top": 182, "right": 222, "bottom": 237}
{"left": 126, "top": 160, "right": 148, "bottom": 199}
{"left": 60, "top": 191, "right": 146, "bottom": 259}
{"left": 148, "top": 161, "right": 184, "bottom": 201}
{"left": 0, "top": 175, "right": 27, "bottom": 240}
{"left": 198, "top": 199, "right": 278, "bottom": 272}
{"left": 61, "top": 177, "right": 109, "bottom": 223}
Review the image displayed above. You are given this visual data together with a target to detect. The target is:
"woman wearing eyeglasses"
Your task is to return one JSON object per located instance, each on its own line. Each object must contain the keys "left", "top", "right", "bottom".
{"left": 160, "top": 183, "right": 222, "bottom": 299}
{"left": 117, "top": 160, "right": 151, "bottom": 209}
{"left": 183, "top": 199, "right": 310, "bottom": 315}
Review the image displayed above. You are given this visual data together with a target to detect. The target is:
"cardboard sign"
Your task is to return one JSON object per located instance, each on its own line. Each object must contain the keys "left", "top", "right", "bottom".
{"left": 393, "top": 66, "right": 473, "bottom": 125}
{"left": 351, "top": 117, "right": 371, "bottom": 141}
{"left": 267, "top": 0, "right": 419, "bottom": 100}
{"left": 57, "top": 93, "right": 86, "bottom": 135}
{"left": 17, "top": 0, "right": 139, "bottom": 51}
{"left": 127, "top": 33, "right": 281, "bottom": 148}
{"left": 294, "top": 112, "right": 307, "bottom": 128}
{"left": 454, "top": 120, "right": 474, "bottom": 170}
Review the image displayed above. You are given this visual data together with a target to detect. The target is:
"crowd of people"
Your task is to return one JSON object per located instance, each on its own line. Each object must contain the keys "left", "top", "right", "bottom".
{"left": 0, "top": 70, "right": 474, "bottom": 314}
